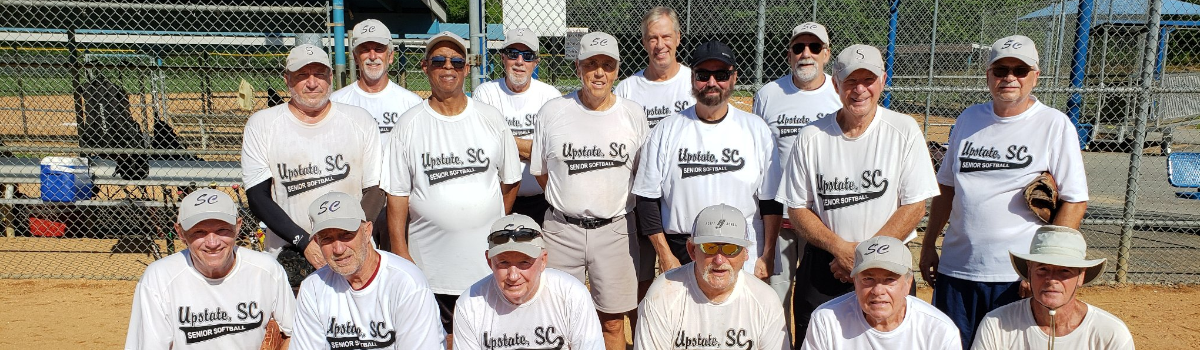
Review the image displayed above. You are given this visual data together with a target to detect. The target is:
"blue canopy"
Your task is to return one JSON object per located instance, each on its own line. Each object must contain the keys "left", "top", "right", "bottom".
{"left": 1020, "top": 0, "right": 1200, "bottom": 21}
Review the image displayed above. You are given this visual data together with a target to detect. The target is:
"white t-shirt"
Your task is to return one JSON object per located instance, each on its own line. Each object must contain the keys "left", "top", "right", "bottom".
{"left": 292, "top": 251, "right": 446, "bottom": 350}
{"left": 453, "top": 268, "right": 604, "bottom": 350}
{"left": 241, "top": 103, "right": 381, "bottom": 255}
{"left": 634, "top": 264, "right": 789, "bottom": 350}
{"left": 125, "top": 248, "right": 296, "bottom": 350}
{"left": 383, "top": 99, "right": 522, "bottom": 295}
{"left": 473, "top": 78, "right": 563, "bottom": 197}
{"left": 936, "top": 98, "right": 1089, "bottom": 282}
{"left": 752, "top": 74, "right": 842, "bottom": 164}
{"left": 615, "top": 66, "right": 696, "bottom": 128}
{"left": 801, "top": 292, "right": 962, "bottom": 350}
{"left": 329, "top": 80, "right": 424, "bottom": 146}
{"left": 530, "top": 93, "right": 650, "bottom": 219}
{"left": 631, "top": 106, "right": 780, "bottom": 272}
{"left": 971, "top": 299, "right": 1134, "bottom": 350}
{"left": 776, "top": 107, "right": 940, "bottom": 243}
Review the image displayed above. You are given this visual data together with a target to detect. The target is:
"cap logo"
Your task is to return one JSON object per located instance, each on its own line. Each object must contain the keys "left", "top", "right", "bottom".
{"left": 864, "top": 243, "right": 891, "bottom": 255}
{"left": 317, "top": 200, "right": 341, "bottom": 215}
{"left": 503, "top": 223, "right": 527, "bottom": 230}
{"left": 799, "top": 23, "right": 818, "bottom": 31}
{"left": 590, "top": 37, "right": 610, "bottom": 47}
{"left": 360, "top": 25, "right": 376, "bottom": 34}
{"left": 715, "top": 219, "right": 727, "bottom": 229}
{"left": 855, "top": 49, "right": 866, "bottom": 60}
{"left": 194, "top": 193, "right": 219, "bottom": 206}
{"left": 516, "top": 29, "right": 525, "bottom": 36}
{"left": 1001, "top": 39, "right": 1023, "bottom": 50}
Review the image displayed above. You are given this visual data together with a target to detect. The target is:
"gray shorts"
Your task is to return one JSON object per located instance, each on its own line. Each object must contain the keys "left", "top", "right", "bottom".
{"left": 769, "top": 226, "right": 805, "bottom": 303}
{"left": 542, "top": 209, "right": 640, "bottom": 314}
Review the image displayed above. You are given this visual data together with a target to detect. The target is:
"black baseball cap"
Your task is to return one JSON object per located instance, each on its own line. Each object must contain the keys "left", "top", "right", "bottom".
{"left": 689, "top": 40, "right": 737, "bottom": 69}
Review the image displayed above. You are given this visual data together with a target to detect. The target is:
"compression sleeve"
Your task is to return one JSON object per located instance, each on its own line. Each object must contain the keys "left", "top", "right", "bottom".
{"left": 246, "top": 180, "right": 311, "bottom": 252}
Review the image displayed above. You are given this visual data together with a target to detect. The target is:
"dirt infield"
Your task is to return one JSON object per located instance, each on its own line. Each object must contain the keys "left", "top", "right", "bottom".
{"left": 0, "top": 279, "right": 1195, "bottom": 349}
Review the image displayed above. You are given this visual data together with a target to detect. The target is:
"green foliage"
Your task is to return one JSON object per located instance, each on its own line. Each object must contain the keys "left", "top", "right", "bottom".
{"left": 444, "top": 0, "right": 503, "bottom": 24}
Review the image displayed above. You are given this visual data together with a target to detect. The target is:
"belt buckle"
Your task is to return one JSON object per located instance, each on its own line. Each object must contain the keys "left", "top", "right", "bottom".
{"left": 580, "top": 217, "right": 604, "bottom": 229}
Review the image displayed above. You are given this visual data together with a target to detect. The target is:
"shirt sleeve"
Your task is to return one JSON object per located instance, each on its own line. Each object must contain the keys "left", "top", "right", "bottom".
{"left": 968, "top": 315, "right": 1000, "bottom": 350}
{"left": 124, "top": 276, "right": 172, "bottom": 350}
{"left": 528, "top": 104, "right": 550, "bottom": 176}
{"left": 776, "top": 137, "right": 812, "bottom": 209}
{"left": 495, "top": 117, "right": 522, "bottom": 185}
{"left": 757, "top": 122, "right": 782, "bottom": 201}
{"left": 568, "top": 282, "right": 605, "bottom": 350}
{"left": 898, "top": 124, "right": 941, "bottom": 205}
{"left": 1049, "top": 116, "right": 1089, "bottom": 202}
{"left": 631, "top": 298, "right": 672, "bottom": 350}
{"left": 241, "top": 115, "right": 273, "bottom": 188}
{"left": 936, "top": 120, "right": 962, "bottom": 186}
{"left": 361, "top": 116, "right": 382, "bottom": 189}
{"left": 451, "top": 296, "right": 482, "bottom": 350}
{"left": 752, "top": 91, "right": 766, "bottom": 117}
{"left": 289, "top": 282, "right": 325, "bottom": 350}
{"left": 798, "top": 313, "right": 830, "bottom": 350}
{"left": 382, "top": 125, "right": 413, "bottom": 196}
{"left": 395, "top": 284, "right": 448, "bottom": 350}
{"left": 271, "top": 264, "right": 297, "bottom": 336}
{"left": 631, "top": 123, "right": 668, "bottom": 199}
{"left": 760, "top": 296, "right": 791, "bottom": 350}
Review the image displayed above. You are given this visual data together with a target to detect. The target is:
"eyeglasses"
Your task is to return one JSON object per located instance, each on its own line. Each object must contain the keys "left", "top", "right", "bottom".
{"left": 990, "top": 65, "right": 1033, "bottom": 78}
{"left": 791, "top": 42, "right": 824, "bottom": 55}
{"left": 502, "top": 48, "right": 537, "bottom": 62}
{"left": 694, "top": 69, "right": 734, "bottom": 82}
{"left": 429, "top": 55, "right": 467, "bottom": 69}
{"left": 488, "top": 228, "right": 541, "bottom": 245}
{"left": 698, "top": 242, "right": 743, "bottom": 256}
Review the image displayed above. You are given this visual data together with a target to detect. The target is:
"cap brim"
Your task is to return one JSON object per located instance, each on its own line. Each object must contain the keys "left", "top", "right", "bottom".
{"left": 1010, "top": 253, "right": 1107, "bottom": 284}
{"left": 354, "top": 37, "right": 391, "bottom": 48}
{"left": 691, "top": 235, "right": 752, "bottom": 248}
{"left": 791, "top": 30, "right": 829, "bottom": 44}
{"left": 487, "top": 242, "right": 543, "bottom": 259}
{"left": 312, "top": 218, "right": 362, "bottom": 234}
{"left": 577, "top": 51, "right": 618, "bottom": 62}
{"left": 988, "top": 54, "right": 1038, "bottom": 70}
{"left": 851, "top": 261, "right": 910, "bottom": 277}
{"left": 426, "top": 35, "right": 467, "bottom": 52}
{"left": 286, "top": 60, "right": 332, "bottom": 72}
{"left": 690, "top": 57, "right": 736, "bottom": 69}
{"left": 835, "top": 65, "right": 884, "bottom": 83}
{"left": 180, "top": 212, "right": 237, "bottom": 231}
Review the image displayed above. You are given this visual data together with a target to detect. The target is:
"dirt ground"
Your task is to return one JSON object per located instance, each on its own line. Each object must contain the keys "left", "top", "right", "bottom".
{"left": 0, "top": 279, "right": 1195, "bottom": 349}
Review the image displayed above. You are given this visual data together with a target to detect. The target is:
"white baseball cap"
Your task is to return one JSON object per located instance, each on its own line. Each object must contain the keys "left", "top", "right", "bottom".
{"left": 1010, "top": 225, "right": 1107, "bottom": 284}
{"left": 851, "top": 236, "right": 912, "bottom": 276}
{"left": 351, "top": 19, "right": 392, "bottom": 50}
{"left": 791, "top": 22, "right": 830, "bottom": 44}
{"left": 833, "top": 44, "right": 884, "bottom": 83}
{"left": 307, "top": 192, "right": 366, "bottom": 234}
{"left": 286, "top": 44, "right": 332, "bottom": 72}
{"left": 577, "top": 32, "right": 620, "bottom": 61}
{"left": 425, "top": 31, "right": 468, "bottom": 53}
{"left": 691, "top": 204, "right": 752, "bottom": 247}
{"left": 177, "top": 189, "right": 237, "bottom": 231}
{"left": 487, "top": 214, "right": 546, "bottom": 259}
{"left": 503, "top": 28, "right": 539, "bottom": 52}
{"left": 988, "top": 35, "right": 1039, "bottom": 69}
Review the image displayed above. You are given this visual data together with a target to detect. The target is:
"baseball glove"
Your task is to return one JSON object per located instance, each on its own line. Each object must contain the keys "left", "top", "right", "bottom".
{"left": 1024, "top": 172, "right": 1059, "bottom": 223}
{"left": 260, "top": 318, "right": 284, "bottom": 350}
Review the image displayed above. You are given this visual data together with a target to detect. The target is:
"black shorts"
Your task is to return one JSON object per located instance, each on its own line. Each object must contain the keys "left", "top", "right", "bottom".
{"left": 434, "top": 293, "right": 459, "bottom": 334}
{"left": 512, "top": 194, "right": 550, "bottom": 226}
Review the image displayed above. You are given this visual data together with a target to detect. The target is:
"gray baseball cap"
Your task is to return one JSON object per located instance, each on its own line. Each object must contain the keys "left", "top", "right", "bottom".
{"left": 851, "top": 236, "right": 912, "bottom": 276}
{"left": 1011, "top": 225, "right": 1107, "bottom": 284}
{"left": 503, "top": 28, "right": 539, "bottom": 52}
{"left": 988, "top": 35, "right": 1039, "bottom": 69}
{"left": 351, "top": 19, "right": 392, "bottom": 50}
{"left": 487, "top": 214, "right": 546, "bottom": 259}
{"left": 577, "top": 32, "right": 620, "bottom": 61}
{"left": 791, "top": 22, "right": 830, "bottom": 44}
{"left": 286, "top": 44, "right": 332, "bottom": 72}
{"left": 691, "top": 204, "right": 752, "bottom": 247}
{"left": 425, "top": 31, "right": 468, "bottom": 53}
{"left": 308, "top": 192, "right": 366, "bottom": 234}
{"left": 177, "top": 189, "right": 237, "bottom": 231}
{"left": 833, "top": 44, "right": 885, "bottom": 83}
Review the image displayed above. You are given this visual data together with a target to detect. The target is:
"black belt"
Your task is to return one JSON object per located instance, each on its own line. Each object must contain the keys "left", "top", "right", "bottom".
{"left": 559, "top": 210, "right": 623, "bottom": 229}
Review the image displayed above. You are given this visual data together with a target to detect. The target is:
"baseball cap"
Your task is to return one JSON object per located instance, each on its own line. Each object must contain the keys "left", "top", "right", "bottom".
{"left": 503, "top": 28, "right": 539, "bottom": 52}
{"left": 577, "top": 32, "right": 620, "bottom": 61}
{"left": 1010, "top": 225, "right": 1107, "bottom": 284}
{"left": 691, "top": 204, "right": 752, "bottom": 247}
{"left": 177, "top": 189, "right": 238, "bottom": 231}
{"left": 851, "top": 236, "right": 912, "bottom": 276}
{"left": 425, "top": 31, "right": 468, "bottom": 53}
{"left": 351, "top": 19, "right": 392, "bottom": 50}
{"left": 487, "top": 214, "right": 546, "bottom": 259}
{"left": 791, "top": 22, "right": 830, "bottom": 44}
{"left": 286, "top": 44, "right": 332, "bottom": 72}
{"left": 833, "top": 44, "right": 885, "bottom": 83}
{"left": 689, "top": 40, "right": 737, "bottom": 69}
{"left": 308, "top": 192, "right": 366, "bottom": 234}
{"left": 988, "top": 35, "right": 1039, "bottom": 69}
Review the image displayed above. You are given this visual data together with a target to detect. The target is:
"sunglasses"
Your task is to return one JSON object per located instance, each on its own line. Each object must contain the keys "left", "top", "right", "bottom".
{"left": 488, "top": 227, "right": 541, "bottom": 245}
{"left": 429, "top": 55, "right": 467, "bottom": 69}
{"left": 695, "top": 69, "right": 734, "bottom": 82}
{"left": 699, "top": 242, "right": 744, "bottom": 257}
{"left": 502, "top": 48, "right": 537, "bottom": 62}
{"left": 990, "top": 65, "right": 1033, "bottom": 78}
{"left": 791, "top": 42, "right": 824, "bottom": 55}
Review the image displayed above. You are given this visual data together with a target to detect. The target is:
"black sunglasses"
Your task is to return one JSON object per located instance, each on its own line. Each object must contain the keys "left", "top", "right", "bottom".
{"left": 990, "top": 65, "right": 1033, "bottom": 78}
{"left": 502, "top": 48, "right": 537, "bottom": 62}
{"left": 791, "top": 42, "right": 824, "bottom": 55}
{"left": 429, "top": 55, "right": 467, "bottom": 69}
{"left": 488, "top": 227, "right": 541, "bottom": 245}
{"left": 695, "top": 69, "right": 734, "bottom": 82}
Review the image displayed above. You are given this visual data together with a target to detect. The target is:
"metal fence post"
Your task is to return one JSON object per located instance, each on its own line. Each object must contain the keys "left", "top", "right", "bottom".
{"left": 1066, "top": 0, "right": 1094, "bottom": 131}
{"left": 756, "top": 0, "right": 765, "bottom": 88}
{"left": 922, "top": 0, "right": 940, "bottom": 138}
{"left": 332, "top": 0, "right": 347, "bottom": 87}
{"left": 1117, "top": 0, "right": 1163, "bottom": 284}
{"left": 469, "top": 0, "right": 483, "bottom": 90}
{"left": 883, "top": 0, "right": 899, "bottom": 108}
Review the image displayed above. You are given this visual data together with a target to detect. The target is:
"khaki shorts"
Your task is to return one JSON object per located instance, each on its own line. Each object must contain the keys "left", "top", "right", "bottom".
{"left": 769, "top": 226, "right": 805, "bottom": 302}
{"left": 542, "top": 209, "right": 640, "bottom": 314}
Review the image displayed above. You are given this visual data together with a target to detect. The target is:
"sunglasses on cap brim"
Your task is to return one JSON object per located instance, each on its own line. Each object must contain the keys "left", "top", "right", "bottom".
{"left": 488, "top": 227, "right": 541, "bottom": 245}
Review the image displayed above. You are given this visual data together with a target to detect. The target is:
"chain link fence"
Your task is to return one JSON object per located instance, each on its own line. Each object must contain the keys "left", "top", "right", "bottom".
{"left": 1, "top": 0, "right": 1197, "bottom": 284}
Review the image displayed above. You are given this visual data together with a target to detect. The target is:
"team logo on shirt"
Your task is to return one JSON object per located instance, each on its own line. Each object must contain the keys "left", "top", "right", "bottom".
{"left": 774, "top": 112, "right": 831, "bottom": 137}
{"left": 815, "top": 171, "right": 889, "bottom": 210}
{"left": 957, "top": 141, "right": 1033, "bottom": 173}
{"left": 480, "top": 326, "right": 565, "bottom": 350}
{"left": 562, "top": 142, "right": 630, "bottom": 174}
{"left": 506, "top": 113, "right": 537, "bottom": 137}
{"left": 325, "top": 317, "right": 396, "bottom": 349}
{"left": 677, "top": 148, "right": 745, "bottom": 178}
{"left": 379, "top": 111, "right": 401, "bottom": 133}
{"left": 644, "top": 101, "right": 692, "bottom": 128}
{"left": 673, "top": 329, "right": 756, "bottom": 349}
{"left": 423, "top": 149, "right": 492, "bottom": 185}
{"left": 176, "top": 302, "right": 265, "bottom": 344}
{"left": 277, "top": 154, "right": 351, "bottom": 197}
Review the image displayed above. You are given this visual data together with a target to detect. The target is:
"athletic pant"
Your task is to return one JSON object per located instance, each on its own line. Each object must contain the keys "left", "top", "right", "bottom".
{"left": 933, "top": 273, "right": 1022, "bottom": 349}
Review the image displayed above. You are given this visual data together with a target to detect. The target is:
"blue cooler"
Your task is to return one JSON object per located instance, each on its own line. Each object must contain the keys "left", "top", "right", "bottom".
{"left": 40, "top": 157, "right": 94, "bottom": 202}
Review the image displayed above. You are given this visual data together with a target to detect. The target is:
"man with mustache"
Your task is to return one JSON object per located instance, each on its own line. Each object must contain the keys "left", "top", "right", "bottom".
{"left": 921, "top": 35, "right": 1089, "bottom": 349}
{"left": 634, "top": 204, "right": 789, "bottom": 350}
{"left": 292, "top": 192, "right": 445, "bottom": 350}
{"left": 633, "top": 40, "right": 781, "bottom": 286}
{"left": 800, "top": 236, "right": 960, "bottom": 349}
{"left": 241, "top": 44, "right": 383, "bottom": 278}
{"left": 383, "top": 31, "right": 522, "bottom": 348}
{"left": 331, "top": 19, "right": 424, "bottom": 252}
{"left": 752, "top": 22, "right": 841, "bottom": 304}
{"left": 776, "top": 44, "right": 939, "bottom": 345}
{"left": 474, "top": 28, "right": 563, "bottom": 226}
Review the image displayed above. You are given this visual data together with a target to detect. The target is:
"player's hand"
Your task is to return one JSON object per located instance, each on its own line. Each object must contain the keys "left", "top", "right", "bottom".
{"left": 830, "top": 260, "right": 852, "bottom": 283}
{"left": 1019, "top": 279, "right": 1032, "bottom": 298}
{"left": 754, "top": 254, "right": 775, "bottom": 281}
{"left": 303, "top": 243, "right": 327, "bottom": 270}
{"left": 830, "top": 241, "right": 856, "bottom": 283}
{"left": 919, "top": 245, "right": 940, "bottom": 286}
{"left": 658, "top": 254, "right": 682, "bottom": 273}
